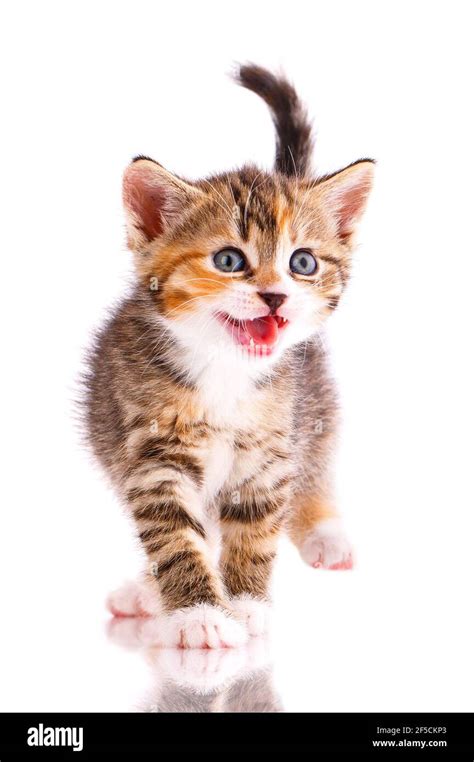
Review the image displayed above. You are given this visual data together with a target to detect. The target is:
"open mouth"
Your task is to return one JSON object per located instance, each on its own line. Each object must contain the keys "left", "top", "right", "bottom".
{"left": 216, "top": 312, "right": 289, "bottom": 355}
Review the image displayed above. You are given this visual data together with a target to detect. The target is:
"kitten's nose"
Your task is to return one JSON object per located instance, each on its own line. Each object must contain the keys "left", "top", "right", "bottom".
{"left": 258, "top": 292, "right": 287, "bottom": 314}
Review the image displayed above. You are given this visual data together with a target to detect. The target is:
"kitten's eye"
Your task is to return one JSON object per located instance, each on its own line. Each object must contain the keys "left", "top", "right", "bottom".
{"left": 213, "top": 248, "right": 246, "bottom": 273}
{"left": 290, "top": 249, "right": 318, "bottom": 276}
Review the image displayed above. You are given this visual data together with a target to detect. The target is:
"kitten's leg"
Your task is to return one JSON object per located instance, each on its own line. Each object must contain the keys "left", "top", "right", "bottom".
{"left": 287, "top": 492, "right": 353, "bottom": 570}
{"left": 121, "top": 467, "right": 247, "bottom": 648}
{"left": 220, "top": 519, "right": 277, "bottom": 636}
{"left": 220, "top": 478, "right": 289, "bottom": 635}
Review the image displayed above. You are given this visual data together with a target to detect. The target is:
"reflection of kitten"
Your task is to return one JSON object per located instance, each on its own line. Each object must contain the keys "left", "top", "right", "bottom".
{"left": 150, "top": 668, "right": 282, "bottom": 714}
{"left": 85, "top": 64, "right": 373, "bottom": 648}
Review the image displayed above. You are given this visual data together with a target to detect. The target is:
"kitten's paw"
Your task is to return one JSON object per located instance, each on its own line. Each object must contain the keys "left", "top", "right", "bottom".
{"left": 159, "top": 604, "right": 248, "bottom": 649}
{"left": 106, "top": 579, "right": 160, "bottom": 617}
{"left": 231, "top": 596, "right": 272, "bottom": 637}
{"left": 299, "top": 518, "right": 354, "bottom": 570}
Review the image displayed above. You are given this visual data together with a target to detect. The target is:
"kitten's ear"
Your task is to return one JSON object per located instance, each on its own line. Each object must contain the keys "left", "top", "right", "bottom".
{"left": 123, "top": 158, "right": 203, "bottom": 250}
{"left": 317, "top": 160, "right": 374, "bottom": 244}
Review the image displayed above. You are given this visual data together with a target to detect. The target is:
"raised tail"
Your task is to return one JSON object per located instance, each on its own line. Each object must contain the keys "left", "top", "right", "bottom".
{"left": 234, "top": 63, "right": 313, "bottom": 177}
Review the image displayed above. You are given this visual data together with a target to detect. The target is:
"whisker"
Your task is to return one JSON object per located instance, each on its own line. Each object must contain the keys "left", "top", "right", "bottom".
{"left": 200, "top": 178, "right": 239, "bottom": 233}
{"left": 163, "top": 292, "right": 217, "bottom": 318}
{"left": 292, "top": 176, "right": 320, "bottom": 229}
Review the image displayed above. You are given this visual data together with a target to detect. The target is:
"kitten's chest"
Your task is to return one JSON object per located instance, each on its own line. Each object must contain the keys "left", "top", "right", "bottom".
{"left": 203, "top": 434, "right": 235, "bottom": 502}
{"left": 202, "top": 392, "right": 294, "bottom": 500}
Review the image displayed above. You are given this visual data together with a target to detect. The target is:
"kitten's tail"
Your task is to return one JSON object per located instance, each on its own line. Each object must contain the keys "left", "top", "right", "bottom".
{"left": 234, "top": 63, "right": 313, "bottom": 177}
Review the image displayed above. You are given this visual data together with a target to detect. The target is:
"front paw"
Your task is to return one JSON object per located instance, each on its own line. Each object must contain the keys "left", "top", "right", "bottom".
{"left": 299, "top": 518, "right": 353, "bottom": 570}
{"left": 106, "top": 578, "right": 160, "bottom": 617}
{"left": 231, "top": 596, "right": 272, "bottom": 637}
{"left": 109, "top": 603, "right": 247, "bottom": 649}
{"left": 159, "top": 604, "right": 248, "bottom": 649}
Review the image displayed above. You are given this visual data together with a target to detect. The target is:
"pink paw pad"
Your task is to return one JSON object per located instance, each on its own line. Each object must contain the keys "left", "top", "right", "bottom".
{"left": 328, "top": 554, "right": 354, "bottom": 571}
{"left": 312, "top": 554, "right": 353, "bottom": 570}
{"left": 301, "top": 519, "right": 354, "bottom": 570}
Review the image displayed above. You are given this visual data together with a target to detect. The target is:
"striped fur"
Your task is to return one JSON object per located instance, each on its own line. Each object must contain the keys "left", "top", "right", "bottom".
{"left": 84, "top": 65, "right": 373, "bottom": 642}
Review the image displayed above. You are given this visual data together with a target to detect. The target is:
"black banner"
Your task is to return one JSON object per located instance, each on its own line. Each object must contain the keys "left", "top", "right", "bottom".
{"left": 0, "top": 713, "right": 473, "bottom": 756}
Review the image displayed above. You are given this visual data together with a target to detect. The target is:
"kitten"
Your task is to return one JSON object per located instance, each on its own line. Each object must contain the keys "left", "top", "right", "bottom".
{"left": 85, "top": 64, "right": 373, "bottom": 648}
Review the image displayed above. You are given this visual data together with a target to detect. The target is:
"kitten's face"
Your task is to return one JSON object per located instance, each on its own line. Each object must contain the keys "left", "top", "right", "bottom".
{"left": 124, "top": 160, "right": 372, "bottom": 371}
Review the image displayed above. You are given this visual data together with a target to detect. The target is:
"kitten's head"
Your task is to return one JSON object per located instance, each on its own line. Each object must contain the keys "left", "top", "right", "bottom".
{"left": 122, "top": 66, "right": 373, "bottom": 371}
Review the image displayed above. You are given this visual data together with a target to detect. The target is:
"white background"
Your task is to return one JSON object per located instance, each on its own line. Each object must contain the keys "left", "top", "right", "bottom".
{"left": 1, "top": 0, "right": 473, "bottom": 712}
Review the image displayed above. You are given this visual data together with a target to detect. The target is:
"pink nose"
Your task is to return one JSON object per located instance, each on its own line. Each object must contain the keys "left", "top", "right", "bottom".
{"left": 258, "top": 292, "right": 287, "bottom": 313}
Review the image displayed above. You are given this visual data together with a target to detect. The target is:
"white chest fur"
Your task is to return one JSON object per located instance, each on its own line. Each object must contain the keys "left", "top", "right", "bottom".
{"left": 203, "top": 436, "right": 234, "bottom": 502}
{"left": 195, "top": 355, "right": 272, "bottom": 501}
{"left": 198, "top": 363, "right": 252, "bottom": 423}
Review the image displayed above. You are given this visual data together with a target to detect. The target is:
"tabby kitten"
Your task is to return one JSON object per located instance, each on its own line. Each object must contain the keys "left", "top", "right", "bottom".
{"left": 85, "top": 64, "right": 373, "bottom": 648}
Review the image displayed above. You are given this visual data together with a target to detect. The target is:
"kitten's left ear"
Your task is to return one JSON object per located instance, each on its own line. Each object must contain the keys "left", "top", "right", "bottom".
{"left": 317, "top": 160, "right": 374, "bottom": 244}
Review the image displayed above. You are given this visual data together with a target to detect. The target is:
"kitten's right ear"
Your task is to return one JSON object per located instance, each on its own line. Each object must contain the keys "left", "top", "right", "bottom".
{"left": 123, "top": 158, "right": 202, "bottom": 250}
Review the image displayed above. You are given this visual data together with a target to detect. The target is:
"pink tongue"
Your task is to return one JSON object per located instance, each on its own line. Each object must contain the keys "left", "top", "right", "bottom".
{"left": 245, "top": 315, "right": 279, "bottom": 346}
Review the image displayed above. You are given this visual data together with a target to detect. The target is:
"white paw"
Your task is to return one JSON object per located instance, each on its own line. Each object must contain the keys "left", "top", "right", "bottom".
{"left": 106, "top": 579, "right": 160, "bottom": 617}
{"left": 299, "top": 518, "right": 354, "bottom": 570}
{"left": 231, "top": 596, "right": 272, "bottom": 636}
{"left": 107, "top": 605, "right": 247, "bottom": 650}
{"left": 158, "top": 604, "right": 248, "bottom": 649}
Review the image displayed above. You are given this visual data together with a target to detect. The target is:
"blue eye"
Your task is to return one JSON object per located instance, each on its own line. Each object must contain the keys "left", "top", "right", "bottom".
{"left": 213, "top": 248, "right": 246, "bottom": 273}
{"left": 290, "top": 249, "right": 318, "bottom": 276}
